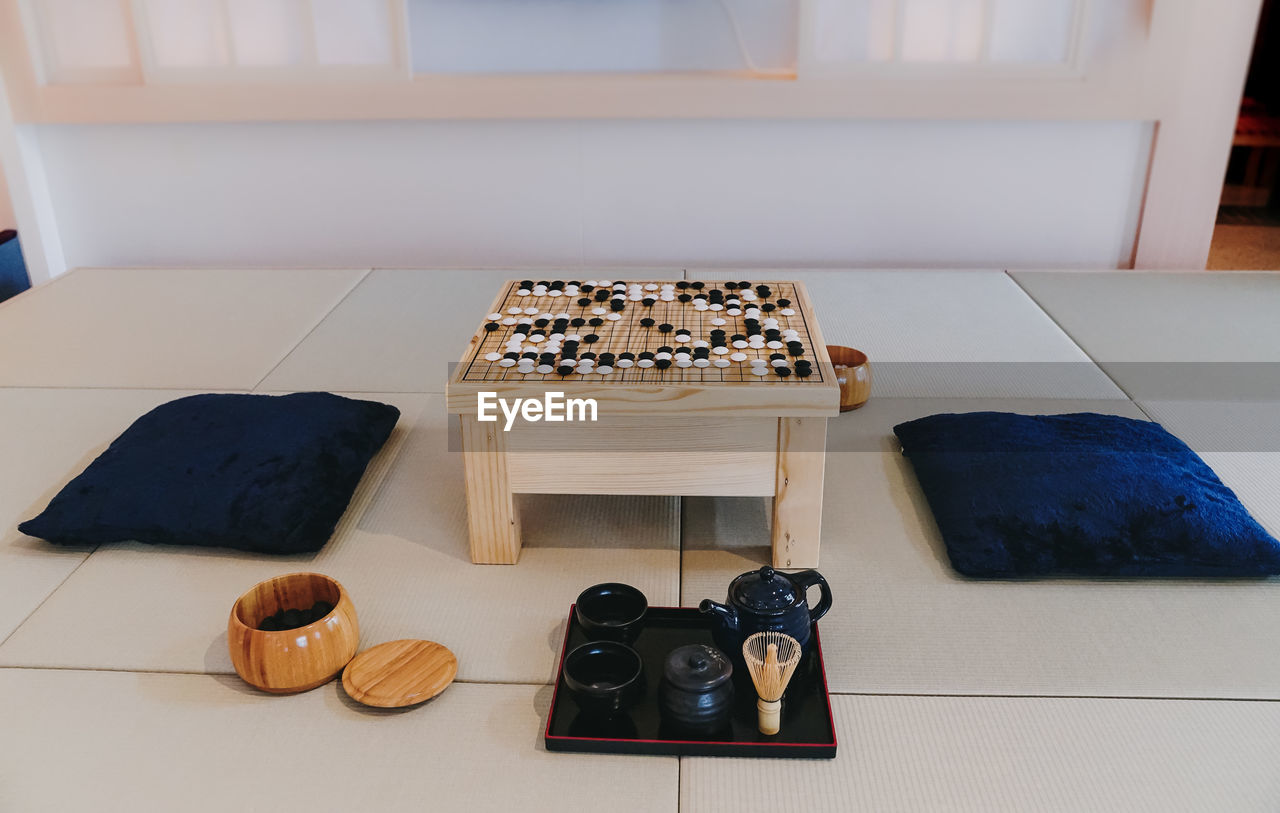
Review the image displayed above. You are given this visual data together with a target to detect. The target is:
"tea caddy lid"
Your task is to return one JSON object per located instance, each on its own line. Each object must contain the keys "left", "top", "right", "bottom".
{"left": 663, "top": 644, "right": 733, "bottom": 693}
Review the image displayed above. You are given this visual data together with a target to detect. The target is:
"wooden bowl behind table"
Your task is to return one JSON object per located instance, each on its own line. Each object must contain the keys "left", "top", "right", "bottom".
{"left": 228, "top": 572, "right": 359, "bottom": 694}
{"left": 826, "top": 345, "right": 872, "bottom": 412}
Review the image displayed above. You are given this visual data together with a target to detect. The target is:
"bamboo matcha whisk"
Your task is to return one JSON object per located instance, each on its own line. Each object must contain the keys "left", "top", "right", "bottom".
{"left": 742, "top": 631, "right": 802, "bottom": 736}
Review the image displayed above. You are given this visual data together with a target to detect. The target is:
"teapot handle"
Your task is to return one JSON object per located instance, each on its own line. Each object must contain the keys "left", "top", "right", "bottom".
{"left": 790, "top": 570, "right": 833, "bottom": 624}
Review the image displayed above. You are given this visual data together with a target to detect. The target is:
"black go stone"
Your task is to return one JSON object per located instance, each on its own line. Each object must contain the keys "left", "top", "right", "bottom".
{"left": 643, "top": 297, "right": 657, "bottom": 306}
{"left": 656, "top": 359, "right": 672, "bottom": 370}
{"left": 639, "top": 351, "right": 655, "bottom": 361}
{"left": 595, "top": 289, "right": 610, "bottom": 301}
{"left": 774, "top": 367, "right": 791, "bottom": 378}
{"left": 570, "top": 318, "right": 586, "bottom": 327}
{"left": 599, "top": 353, "right": 616, "bottom": 363}
{"left": 581, "top": 352, "right": 597, "bottom": 361}
{"left": 658, "top": 345, "right": 673, "bottom": 354}
{"left": 641, "top": 318, "right": 656, "bottom": 327}
{"left": 522, "top": 352, "right": 538, "bottom": 360}
{"left": 589, "top": 318, "right": 604, "bottom": 327}
{"left": 658, "top": 323, "right": 674, "bottom": 333}
{"left": 678, "top": 294, "right": 693, "bottom": 302}
{"left": 550, "top": 280, "right": 565, "bottom": 290}
{"left": 620, "top": 352, "right": 636, "bottom": 361}
{"left": 577, "top": 298, "right": 591, "bottom": 307}
{"left": 694, "top": 347, "right": 711, "bottom": 357}
{"left": 755, "top": 285, "right": 771, "bottom": 297}
{"left": 534, "top": 318, "right": 550, "bottom": 328}
{"left": 761, "top": 303, "right": 777, "bottom": 312}
{"left": 770, "top": 352, "right": 786, "bottom": 360}
{"left": 536, "top": 280, "right": 550, "bottom": 288}
{"left": 504, "top": 352, "right": 519, "bottom": 360}
{"left": 521, "top": 279, "right": 535, "bottom": 289}
{"left": 732, "top": 333, "right": 746, "bottom": 342}
{"left": 690, "top": 281, "right": 705, "bottom": 290}
{"left": 676, "top": 281, "right": 690, "bottom": 289}
{"left": 581, "top": 284, "right": 594, "bottom": 293}
{"left": 795, "top": 367, "right": 812, "bottom": 377}
{"left": 484, "top": 322, "right": 499, "bottom": 332}
{"left": 738, "top": 280, "right": 750, "bottom": 289}
{"left": 611, "top": 300, "right": 626, "bottom": 311}
{"left": 777, "top": 298, "right": 792, "bottom": 307}
{"left": 675, "top": 347, "right": 691, "bottom": 356}
{"left": 557, "top": 365, "right": 573, "bottom": 376}
{"left": 725, "top": 281, "right": 738, "bottom": 290}
{"left": 584, "top": 334, "right": 600, "bottom": 343}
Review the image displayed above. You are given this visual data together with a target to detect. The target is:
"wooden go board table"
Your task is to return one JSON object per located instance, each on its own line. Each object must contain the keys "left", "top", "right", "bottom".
{"left": 446, "top": 279, "right": 839, "bottom": 567}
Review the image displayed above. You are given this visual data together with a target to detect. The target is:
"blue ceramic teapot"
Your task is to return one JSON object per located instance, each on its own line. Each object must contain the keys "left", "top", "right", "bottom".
{"left": 699, "top": 566, "right": 833, "bottom": 656}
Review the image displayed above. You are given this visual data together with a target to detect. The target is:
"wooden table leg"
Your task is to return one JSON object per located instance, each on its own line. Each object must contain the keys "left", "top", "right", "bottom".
{"left": 459, "top": 415, "right": 521, "bottom": 564}
{"left": 771, "top": 417, "right": 827, "bottom": 569}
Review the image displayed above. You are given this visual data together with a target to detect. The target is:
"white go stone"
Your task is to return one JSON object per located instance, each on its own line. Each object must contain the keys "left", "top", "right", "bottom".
{"left": 592, "top": 307, "right": 607, "bottom": 315}
{"left": 596, "top": 365, "right": 613, "bottom": 375}
{"left": 713, "top": 358, "right": 731, "bottom": 368}
{"left": 501, "top": 317, "right": 518, "bottom": 326}
{"left": 709, "top": 303, "right": 724, "bottom": 311}
{"left": 517, "top": 289, "right": 532, "bottom": 296}
{"left": 750, "top": 358, "right": 768, "bottom": 366}
{"left": 548, "top": 290, "right": 563, "bottom": 297}
{"left": 529, "top": 334, "right": 546, "bottom": 343}
{"left": 725, "top": 310, "right": 740, "bottom": 317}
{"left": 771, "top": 358, "right": 789, "bottom": 367}
{"left": 536, "top": 364, "right": 554, "bottom": 374}
{"left": 484, "top": 352, "right": 502, "bottom": 362}
{"left": 712, "top": 346, "right": 729, "bottom": 354}
{"left": 585, "top": 279, "right": 598, "bottom": 286}
{"left": 693, "top": 358, "right": 711, "bottom": 368}
{"left": 675, "top": 334, "right": 692, "bottom": 343}
{"left": 508, "top": 306, "right": 523, "bottom": 314}
{"left": 730, "top": 352, "right": 748, "bottom": 362}
{"left": 656, "top": 351, "right": 672, "bottom": 361}
{"left": 637, "top": 359, "right": 655, "bottom": 368}
{"left": 524, "top": 307, "right": 540, "bottom": 315}
{"left": 781, "top": 308, "right": 796, "bottom": 316}
{"left": 607, "top": 313, "right": 623, "bottom": 321}
{"left": 487, "top": 312, "right": 502, "bottom": 320}
{"left": 566, "top": 333, "right": 581, "bottom": 341}
{"left": 498, "top": 358, "right": 517, "bottom": 367}
{"left": 692, "top": 340, "right": 709, "bottom": 348}
{"left": 618, "top": 359, "right": 635, "bottom": 368}
{"left": 675, "top": 359, "right": 693, "bottom": 368}
{"left": 767, "top": 341, "right": 784, "bottom": 349}
{"left": 710, "top": 317, "right": 727, "bottom": 326}
{"left": 745, "top": 308, "right": 761, "bottom": 318}
{"left": 645, "top": 283, "right": 659, "bottom": 291}
{"left": 598, "top": 279, "right": 612, "bottom": 287}
{"left": 751, "top": 367, "right": 769, "bottom": 376}
{"left": 549, "top": 333, "right": 565, "bottom": 342}
{"left": 732, "top": 340, "right": 748, "bottom": 349}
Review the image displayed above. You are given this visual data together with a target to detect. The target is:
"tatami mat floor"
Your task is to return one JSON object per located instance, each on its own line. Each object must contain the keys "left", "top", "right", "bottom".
{"left": 1, "top": 268, "right": 1277, "bottom": 812}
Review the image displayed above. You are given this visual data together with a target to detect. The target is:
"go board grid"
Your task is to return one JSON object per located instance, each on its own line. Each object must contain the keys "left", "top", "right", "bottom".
{"left": 458, "top": 280, "right": 826, "bottom": 385}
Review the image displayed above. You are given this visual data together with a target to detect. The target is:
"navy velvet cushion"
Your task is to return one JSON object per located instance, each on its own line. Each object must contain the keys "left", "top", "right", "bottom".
{"left": 19, "top": 393, "right": 399, "bottom": 554}
{"left": 893, "top": 412, "right": 1280, "bottom": 578}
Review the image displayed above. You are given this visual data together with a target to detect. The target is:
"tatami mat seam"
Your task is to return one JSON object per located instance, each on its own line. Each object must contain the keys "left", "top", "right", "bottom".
{"left": 1004, "top": 270, "right": 1155, "bottom": 420}
{"left": 250, "top": 267, "right": 374, "bottom": 393}
{"left": 0, "top": 545, "right": 99, "bottom": 650}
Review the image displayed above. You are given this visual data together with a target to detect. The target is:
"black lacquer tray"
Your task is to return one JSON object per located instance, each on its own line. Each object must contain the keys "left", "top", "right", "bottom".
{"left": 545, "top": 606, "right": 837, "bottom": 759}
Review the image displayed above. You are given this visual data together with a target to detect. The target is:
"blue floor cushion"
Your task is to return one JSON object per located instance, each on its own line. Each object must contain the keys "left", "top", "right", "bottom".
{"left": 893, "top": 412, "right": 1280, "bottom": 578}
{"left": 20, "top": 392, "right": 399, "bottom": 554}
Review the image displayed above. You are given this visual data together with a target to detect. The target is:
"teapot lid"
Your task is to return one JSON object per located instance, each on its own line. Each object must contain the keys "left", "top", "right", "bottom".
{"left": 663, "top": 644, "right": 733, "bottom": 693}
{"left": 729, "top": 566, "right": 800, "bottom": 612}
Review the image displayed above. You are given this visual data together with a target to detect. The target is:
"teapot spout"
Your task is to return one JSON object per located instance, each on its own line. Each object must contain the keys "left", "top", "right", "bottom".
{"left": 698, "top": 599, "right": 738, "bottom": 632}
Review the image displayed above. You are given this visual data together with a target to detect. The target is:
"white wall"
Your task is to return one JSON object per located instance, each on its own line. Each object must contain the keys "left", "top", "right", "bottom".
{"left": 35, "top": 119, "right": 1152, "bottom": 271}
{"left": 0, "top": 163, "right": 13, "bottom": 230}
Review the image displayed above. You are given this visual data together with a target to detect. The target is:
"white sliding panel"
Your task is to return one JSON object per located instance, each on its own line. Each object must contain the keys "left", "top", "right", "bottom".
{"left": 20, "top": 0, "right": 140, "bottom": 84}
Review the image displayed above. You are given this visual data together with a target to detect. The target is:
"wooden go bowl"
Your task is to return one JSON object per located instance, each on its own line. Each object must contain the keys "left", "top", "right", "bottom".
{"left": 826, "top": 345, "right": 872, "bottom": 412}
{"left": 228, "top": 572, "right": 359, "bottom": 694}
